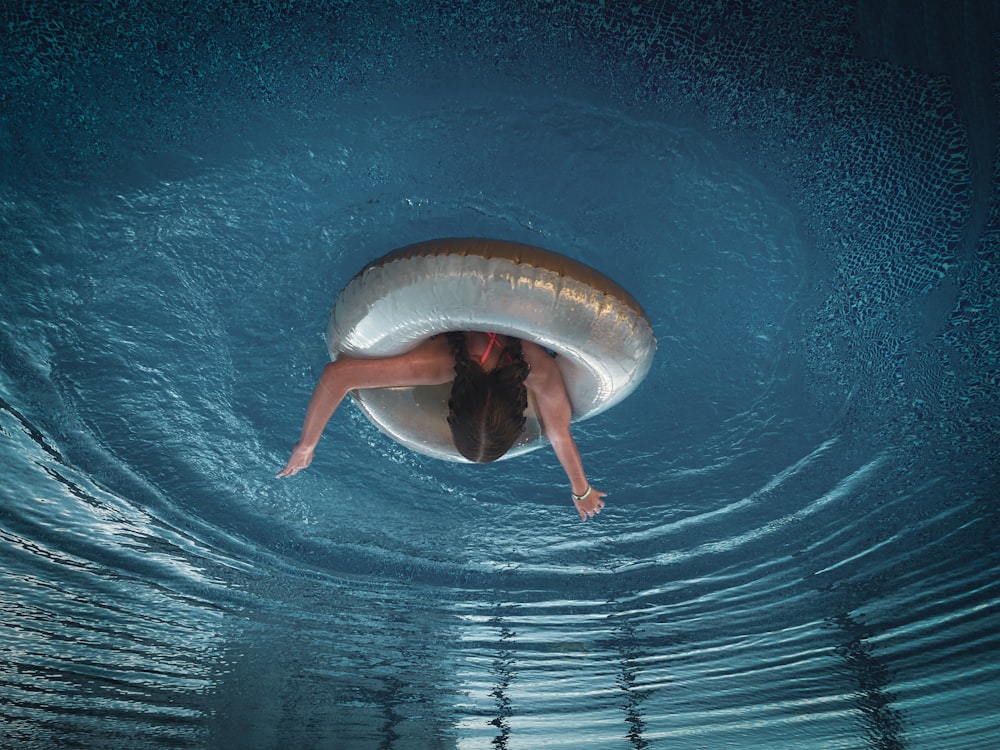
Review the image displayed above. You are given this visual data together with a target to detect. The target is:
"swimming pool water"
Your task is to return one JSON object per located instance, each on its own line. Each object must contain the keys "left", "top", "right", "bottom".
{"left": 2, "top": 1, "right": 998, "bottom": 748}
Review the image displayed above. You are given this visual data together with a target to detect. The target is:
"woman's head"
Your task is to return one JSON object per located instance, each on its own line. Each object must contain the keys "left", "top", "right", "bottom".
{"left": 446, "top": 333, "right": 529, "bottom": 462}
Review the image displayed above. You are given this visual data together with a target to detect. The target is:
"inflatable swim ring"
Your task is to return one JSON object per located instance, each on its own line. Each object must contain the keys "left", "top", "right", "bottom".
{"left": 327, "top": 237, "right": 657, "bottom": 462}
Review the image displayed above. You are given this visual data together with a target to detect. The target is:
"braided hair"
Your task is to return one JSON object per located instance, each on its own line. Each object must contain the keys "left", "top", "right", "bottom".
{"left": 446, "top": 332, "right": 530, "bottom": 462}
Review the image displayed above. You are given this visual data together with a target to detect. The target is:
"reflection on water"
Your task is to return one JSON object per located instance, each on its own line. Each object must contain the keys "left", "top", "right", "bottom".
{"left": 832, "top": 613, "right": 906, "bottom": 750}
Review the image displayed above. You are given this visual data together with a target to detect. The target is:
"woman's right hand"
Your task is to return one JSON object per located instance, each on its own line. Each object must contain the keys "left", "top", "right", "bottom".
{"left": 573, "top": 486, "right": 607, "bottom": 521}
{"left": 277, "top": 443, "right": 315, "bottom": 477}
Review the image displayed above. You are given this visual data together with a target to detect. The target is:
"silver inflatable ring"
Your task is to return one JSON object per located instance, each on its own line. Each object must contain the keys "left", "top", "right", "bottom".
{"left": 327, "top": 238, "right": 657, "bottom": 462}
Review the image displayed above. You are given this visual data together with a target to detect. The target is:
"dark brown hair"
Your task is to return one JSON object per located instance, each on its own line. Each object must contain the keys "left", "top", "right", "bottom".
{"left": 446, "top": 332, "right": 530, "bottom": 462}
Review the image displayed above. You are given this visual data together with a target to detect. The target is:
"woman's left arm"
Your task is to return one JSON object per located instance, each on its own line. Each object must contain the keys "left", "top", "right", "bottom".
{"left": 523, "top": 343, "right": 607, "bottom": 521}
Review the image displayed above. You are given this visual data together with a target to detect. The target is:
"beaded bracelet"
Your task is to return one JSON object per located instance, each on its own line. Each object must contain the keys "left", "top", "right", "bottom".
{"left": 572, "top": 484, "right": 592, "bottom": 502}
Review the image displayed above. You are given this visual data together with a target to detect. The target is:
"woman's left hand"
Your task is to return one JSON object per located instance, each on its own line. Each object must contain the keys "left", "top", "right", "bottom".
{"left": 573, "top": 487, "right": 607, "bottom": 521}
{"left": 277, "top": 443, "right": 315, "bottom": 478}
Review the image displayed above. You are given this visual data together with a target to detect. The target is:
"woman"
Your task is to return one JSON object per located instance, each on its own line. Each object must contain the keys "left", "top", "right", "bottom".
{"left": 278, "top": 331, "right": 607, "bottom": 521}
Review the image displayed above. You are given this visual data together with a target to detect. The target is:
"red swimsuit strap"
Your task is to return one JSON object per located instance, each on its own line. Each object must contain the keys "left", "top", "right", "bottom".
{"left": 478, "top": 332, "right": 516, "bottom": 368}
{"left": 479, "top": 332, "right": 502, "bottom": 366}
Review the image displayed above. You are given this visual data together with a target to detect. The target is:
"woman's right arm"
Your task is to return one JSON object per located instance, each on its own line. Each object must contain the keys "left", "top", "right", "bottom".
{"left": 522, "top": 342, "right": 607, "bottom": 520}
{"left": 277, "top": 341, "right": 452, "bottom": 477}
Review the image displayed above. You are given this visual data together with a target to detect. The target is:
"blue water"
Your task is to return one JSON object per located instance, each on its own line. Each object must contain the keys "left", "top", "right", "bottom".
{"left": 2, "top": 1, "right": 998, "bottom": 748}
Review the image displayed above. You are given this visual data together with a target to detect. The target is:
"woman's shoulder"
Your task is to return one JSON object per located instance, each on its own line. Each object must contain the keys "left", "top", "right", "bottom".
{"left": 521, "top": 340, "right": 561, "bottom": 386}
{"left": 394, "top": 336, "right": 456, "bottom": 381}
{"left": 420, "top": 335, "right": 456, "bottom": 361}
{"left": 520, "top": 339, "right": 556, "bottom": 360}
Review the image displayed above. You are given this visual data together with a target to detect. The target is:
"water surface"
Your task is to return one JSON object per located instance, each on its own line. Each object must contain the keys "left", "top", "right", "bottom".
{"left": 2, "top": 1, "right": 998, "bottom": 748}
